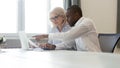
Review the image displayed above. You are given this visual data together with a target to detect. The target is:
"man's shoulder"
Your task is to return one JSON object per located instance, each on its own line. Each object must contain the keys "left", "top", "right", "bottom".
{"left": 75, "top": 17, "right": 94, "bottom": 26}
{"left": 82, "top": 17, "right": 93, "bottom": 22}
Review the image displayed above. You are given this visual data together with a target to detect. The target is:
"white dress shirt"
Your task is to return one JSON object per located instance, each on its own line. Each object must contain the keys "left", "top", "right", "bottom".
{"left": 49, "top": 17, "right": 101, "bottom": 52}
{"left": 48, "top": 23, "right": 76, "bottom": 50}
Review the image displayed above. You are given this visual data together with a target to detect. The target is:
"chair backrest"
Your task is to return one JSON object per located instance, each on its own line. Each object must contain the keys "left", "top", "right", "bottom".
{"left": 98, "top": 33, "right": 120, "bottom": 53}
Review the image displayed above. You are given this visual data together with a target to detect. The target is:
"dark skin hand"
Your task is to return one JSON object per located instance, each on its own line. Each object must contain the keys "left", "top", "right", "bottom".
{"left": 39, "top": 43, "right": 56, "bottom": 50}
{"left": 33, "top": 34, "right": 56, "bottom": 50}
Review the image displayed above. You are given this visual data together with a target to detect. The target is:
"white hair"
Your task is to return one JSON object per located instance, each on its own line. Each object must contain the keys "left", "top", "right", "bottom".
{"left": 49, "top": 7, "right": 66, "bottom": 18}
{"left": 49, "top": 7, "right": 66, "bottom": 27}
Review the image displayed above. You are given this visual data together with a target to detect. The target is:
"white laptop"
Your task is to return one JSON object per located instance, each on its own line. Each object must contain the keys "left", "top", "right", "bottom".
{"left": 18, "top": 31, "right": 43, "bottom": 51}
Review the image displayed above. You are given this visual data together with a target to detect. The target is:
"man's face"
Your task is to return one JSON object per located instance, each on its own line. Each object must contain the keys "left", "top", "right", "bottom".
{"left": 66, "top": 10, "right": 76, "bottom": 27}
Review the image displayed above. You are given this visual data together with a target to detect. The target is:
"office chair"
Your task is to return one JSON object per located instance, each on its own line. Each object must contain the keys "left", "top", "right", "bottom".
{"left": 98, "top": 33, "right": 120, "bottom": 53}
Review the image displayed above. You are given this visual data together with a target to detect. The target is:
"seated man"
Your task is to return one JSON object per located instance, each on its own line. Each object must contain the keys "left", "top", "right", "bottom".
{"left": 34, "top": 5, "right": 101, "bottom": 52}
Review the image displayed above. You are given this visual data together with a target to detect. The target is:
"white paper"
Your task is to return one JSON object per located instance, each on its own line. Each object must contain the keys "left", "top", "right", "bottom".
{"left": 28, "top": 40, "right": 39, "bottom": 47}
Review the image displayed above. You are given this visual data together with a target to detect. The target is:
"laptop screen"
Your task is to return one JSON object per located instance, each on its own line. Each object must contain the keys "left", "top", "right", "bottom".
{"left": 18, "top": 31, "right": 44, "bottom": 51}
{"left": 18, "top": 31, "right": 29, "bottom": 50}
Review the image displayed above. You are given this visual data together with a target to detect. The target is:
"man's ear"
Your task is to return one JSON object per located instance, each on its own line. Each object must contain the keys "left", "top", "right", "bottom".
{"left": 74, "top": 12, "right": 79, "bottom": 19}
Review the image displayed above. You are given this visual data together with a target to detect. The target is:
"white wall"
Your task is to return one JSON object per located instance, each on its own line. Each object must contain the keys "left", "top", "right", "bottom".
{"left": 81, "top": 0, "right": 117, "bottom": 33}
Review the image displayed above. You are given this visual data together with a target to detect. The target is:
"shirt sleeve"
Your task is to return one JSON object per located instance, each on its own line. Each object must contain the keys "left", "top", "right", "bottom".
{"left": 49, "top": 18, "right": 93, "bottom": 41}
{"left": 48, "top": 39, "right": 53, "bottom": 44}
{"left": 55, "top": 40, "right": 76, "bottom": 50}
{"left": 47, "top": 27, "right": 55, "bottom": 44}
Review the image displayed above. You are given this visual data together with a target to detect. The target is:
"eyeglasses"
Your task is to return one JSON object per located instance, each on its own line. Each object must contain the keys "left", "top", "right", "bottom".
{"left": 50, "top": 15, "right": 60, "bottom": 21}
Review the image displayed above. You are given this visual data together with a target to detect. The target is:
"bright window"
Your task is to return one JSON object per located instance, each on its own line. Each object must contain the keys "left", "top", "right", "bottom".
{"left": 25, "top": 0, "right": 48, "bottom": 33}
{"left": 0, "top": 0, "right": 64, "bottom": 37}
{"left": 0, "top": 0, "right": 17, "bottom": 33}
{"left": 50, "top": 0, "right": 63, "bottom": 9}
{"left": 25, "top": 0, "right": 63, "bottom": 33}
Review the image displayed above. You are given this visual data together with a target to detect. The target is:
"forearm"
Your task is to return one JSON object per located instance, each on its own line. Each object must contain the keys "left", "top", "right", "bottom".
{"left": 55, "top": 40, "right": 76, "bottom": 50}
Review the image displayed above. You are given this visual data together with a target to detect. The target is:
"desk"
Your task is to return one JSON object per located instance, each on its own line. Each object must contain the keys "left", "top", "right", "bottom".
{"left": 0, "top": 49, "right": 120, "bottom": 68}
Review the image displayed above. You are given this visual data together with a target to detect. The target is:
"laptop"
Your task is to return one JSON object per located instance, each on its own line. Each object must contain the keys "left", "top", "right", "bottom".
{"left": 18, "top": 31, "right": 42, "bottom": 51}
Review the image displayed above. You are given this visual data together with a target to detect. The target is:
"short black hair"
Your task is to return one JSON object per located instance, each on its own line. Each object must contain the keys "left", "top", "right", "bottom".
{"left": 67, "top": 5, "right": 83, "bottom": 17}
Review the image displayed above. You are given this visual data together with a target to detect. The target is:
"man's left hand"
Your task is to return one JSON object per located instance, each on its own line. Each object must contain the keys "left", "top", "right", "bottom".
{"left": 39, "top": 43, "right": 56, "bottom": 50}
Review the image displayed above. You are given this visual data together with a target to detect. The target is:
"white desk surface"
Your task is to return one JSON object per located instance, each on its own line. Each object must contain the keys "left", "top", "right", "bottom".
{"left": 0, "top": 49, "right": 120, "bottom": 68}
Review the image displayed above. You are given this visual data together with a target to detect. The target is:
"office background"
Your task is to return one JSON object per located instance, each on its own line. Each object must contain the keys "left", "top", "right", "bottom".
{"left": 1, "top": 0, "right": 120, "bottom": 49}
{"left": 62, "top": 0, "right": 117, "bottom": 33}
{"left": 81, "top": 0, "right": 117, "bottom": 33}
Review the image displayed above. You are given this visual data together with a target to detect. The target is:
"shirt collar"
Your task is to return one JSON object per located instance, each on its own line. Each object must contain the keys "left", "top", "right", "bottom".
{"left": 75, "top": 17, "right": 84, "bottom": 26}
